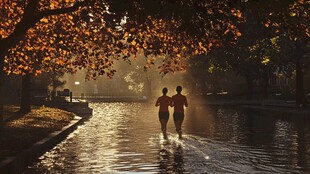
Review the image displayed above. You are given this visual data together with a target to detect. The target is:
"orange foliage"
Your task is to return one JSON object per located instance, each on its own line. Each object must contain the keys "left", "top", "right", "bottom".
{"left": 1, "top": 0, "right": 244, "bottom": 78}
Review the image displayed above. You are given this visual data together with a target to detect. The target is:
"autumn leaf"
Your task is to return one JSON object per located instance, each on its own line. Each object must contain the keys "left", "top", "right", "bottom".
{"left": 40, "top": 18, "right": 49, "bottom": 23}
{"left": 131, "top": 40, "right": 137, "bottom": 45}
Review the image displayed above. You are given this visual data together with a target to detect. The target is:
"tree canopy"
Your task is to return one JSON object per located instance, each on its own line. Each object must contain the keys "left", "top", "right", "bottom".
{"left": 0, "top": 0, "right": 309, "bottom": 108}
{"left": 0, "top": 0, "right": 244, "bottom": 79}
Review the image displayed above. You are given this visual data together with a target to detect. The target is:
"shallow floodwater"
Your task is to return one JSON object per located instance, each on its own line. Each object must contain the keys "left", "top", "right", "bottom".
{"left": 25, "top": 102, "right": 310, "bottom": 173}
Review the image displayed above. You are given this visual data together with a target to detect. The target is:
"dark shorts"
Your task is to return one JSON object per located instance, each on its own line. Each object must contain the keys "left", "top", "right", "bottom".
{"left": 158, "top": 112, "right": 169, "bottom": 121}
{"left": 159, "top": 112, "right": 169, "bottom": 120}
{"left": 173, "top": 112, "right": 184, "bottom": 121}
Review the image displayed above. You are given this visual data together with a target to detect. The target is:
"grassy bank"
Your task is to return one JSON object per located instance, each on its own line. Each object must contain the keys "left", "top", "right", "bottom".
{"left": 0, "top": 106, "right": 75, "bottom": 161}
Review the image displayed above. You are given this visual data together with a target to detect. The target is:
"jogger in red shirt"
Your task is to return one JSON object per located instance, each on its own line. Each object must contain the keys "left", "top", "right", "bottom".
{"left": 171, "top": 86, "right": 188, "bottom": 139}
{"left": 155, "top": 87, "right": 172, "bottom": 139}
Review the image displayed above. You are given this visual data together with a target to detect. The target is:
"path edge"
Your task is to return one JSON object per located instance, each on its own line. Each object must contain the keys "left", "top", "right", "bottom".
{"left": 0, "top": 115, "right": 83, "bottom": 174}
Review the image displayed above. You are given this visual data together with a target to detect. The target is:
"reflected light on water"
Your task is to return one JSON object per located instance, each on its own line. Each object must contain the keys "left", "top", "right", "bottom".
{"left": 25, "top": 102, "right": 310, "bottom": 173}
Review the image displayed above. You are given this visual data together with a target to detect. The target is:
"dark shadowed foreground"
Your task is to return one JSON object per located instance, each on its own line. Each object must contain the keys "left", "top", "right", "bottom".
{"left": 0, "top": 106, "right": 75, "bottom": 161}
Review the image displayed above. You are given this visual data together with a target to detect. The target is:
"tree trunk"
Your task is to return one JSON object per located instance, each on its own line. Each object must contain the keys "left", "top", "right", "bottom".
{"left": 212, "top": 77, "right": 220, "bottom": 94}
{"left": 51, "top": 74, "right": 57, "bottom": 101}
{"left": 296, "top": 59, "right": 306, "bottom": 107}
{"left": 19, "top": 73, "right": 31, "bottom": 114}
{"left": 246, "top": 76, "right": 254, "bottom": 100}
{"left": 262, "top": 71, "right": 269, "bottom": 98}
{"left": 200, "top": 77, "right": 207, "bottom": 95}
{"left": 0, "top": 43, "right": 6, "bottom": 128}
{"left": 145, "top": 75, "right": 152, "bottom": 97}
{"left": 0, "top": 71, "right": 4, "bottom": 128}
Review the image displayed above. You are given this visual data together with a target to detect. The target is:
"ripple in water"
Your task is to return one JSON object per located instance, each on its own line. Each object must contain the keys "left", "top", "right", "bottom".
{"left": 24, "top": 102, "right": 310, "bottom": 173}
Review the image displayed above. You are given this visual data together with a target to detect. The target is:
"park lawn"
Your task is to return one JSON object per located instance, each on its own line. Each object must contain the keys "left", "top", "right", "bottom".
{"left": 0, "top": 106, "right": 75, "bottom": 161}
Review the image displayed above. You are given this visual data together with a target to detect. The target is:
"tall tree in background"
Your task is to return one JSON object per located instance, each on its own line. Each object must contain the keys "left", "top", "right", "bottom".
{"left": 257, "top": 0, "right": 310, "bottom": 106}
{"left": 214, "top": 0, "right": 309, "bottom": 101}
{"left": 186, "top": 55, "right": 212, "bottom": 94}
{"left": 0, "top": 0, "right": 93, "bottom": 124}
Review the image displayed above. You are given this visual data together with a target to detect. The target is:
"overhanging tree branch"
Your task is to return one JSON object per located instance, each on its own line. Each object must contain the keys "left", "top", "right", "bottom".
{"left": 0, "top": 0, "right": 92, "bottom": 57}
{"left": 38, "top": 0, "right": 90, "bottom": 18}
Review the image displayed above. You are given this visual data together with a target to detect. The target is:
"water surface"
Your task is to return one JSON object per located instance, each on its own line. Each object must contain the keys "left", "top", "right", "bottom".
{"left": 25, "top": 102, "right": 310, "bottom": 173}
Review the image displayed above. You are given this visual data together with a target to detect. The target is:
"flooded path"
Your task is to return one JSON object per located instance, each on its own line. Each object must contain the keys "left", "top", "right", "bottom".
{"left": 25, "top": 102, "right": 310, "bottom": 173}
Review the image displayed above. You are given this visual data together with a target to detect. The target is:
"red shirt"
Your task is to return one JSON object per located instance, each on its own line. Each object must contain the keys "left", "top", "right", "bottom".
{"left": 155, "top": 96, "right": 172, "bottom": 112}
{"left": 172, "top": 94, "right": 188, "bottom": 113}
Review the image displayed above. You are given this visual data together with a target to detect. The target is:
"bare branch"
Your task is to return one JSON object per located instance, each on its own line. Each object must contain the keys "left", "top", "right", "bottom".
{"left": 38, "top": 0, "right": 89, "bottom": 18}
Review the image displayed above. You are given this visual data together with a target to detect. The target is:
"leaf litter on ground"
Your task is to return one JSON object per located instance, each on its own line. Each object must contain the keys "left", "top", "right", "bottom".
{"left": 0, "top": 106, "right": 75, "bottom": 161}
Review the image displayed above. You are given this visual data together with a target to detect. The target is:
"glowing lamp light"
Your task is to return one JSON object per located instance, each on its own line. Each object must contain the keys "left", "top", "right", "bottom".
{"left": 74, "top": 81, "right": 80, "bottom": 85}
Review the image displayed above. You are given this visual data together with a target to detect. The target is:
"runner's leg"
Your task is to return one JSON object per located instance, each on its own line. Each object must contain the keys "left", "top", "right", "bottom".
{"left": 160, "top": 119, "right": 168, "bottom": 139}
{"left": 174, "top": 120, "right": 183, "bottom": 139}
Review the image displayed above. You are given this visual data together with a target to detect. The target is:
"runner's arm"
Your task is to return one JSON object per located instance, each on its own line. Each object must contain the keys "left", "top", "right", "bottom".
{"left": 155, "top": 98, "right": 160, "bottom": 107}
{"left": 184, "top": 97, "right": 188, "bottom": 107}
{"left": 170, "top": 97, "right": 174, "bottom": 107}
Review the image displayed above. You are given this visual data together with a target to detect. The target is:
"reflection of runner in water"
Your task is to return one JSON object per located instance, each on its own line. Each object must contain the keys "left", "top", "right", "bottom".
{"left": 171, "top": 86, "right": 188, "bottom": 139}
{"left": 155, "top": 87, "right": 172, "bottom": 139}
